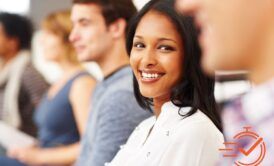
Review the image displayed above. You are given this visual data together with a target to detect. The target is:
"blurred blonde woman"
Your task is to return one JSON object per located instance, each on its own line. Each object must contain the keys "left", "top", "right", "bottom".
{"left": 0, "top": 10, "right": 96, "bottom": 166}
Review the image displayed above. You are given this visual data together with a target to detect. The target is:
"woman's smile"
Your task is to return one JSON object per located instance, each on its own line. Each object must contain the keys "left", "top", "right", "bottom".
{"left": 139, "top": 69, "right": 165, "bottom": 83}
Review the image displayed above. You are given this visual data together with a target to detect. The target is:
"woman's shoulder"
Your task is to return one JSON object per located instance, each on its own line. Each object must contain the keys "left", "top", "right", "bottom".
{"left": 162, "top": 102, "right": 223, "bottom": 140}
{"left": 176, "top": 110, "right": 224, "bottom": 142}
{"left": 71, "top": 71, "right": 96, "bottom": 88}
{"left": 72, "top": 70, "right": 96, "bottom": 81}
{"left": 69, "top": 71, "right": 96, "bottom": 99}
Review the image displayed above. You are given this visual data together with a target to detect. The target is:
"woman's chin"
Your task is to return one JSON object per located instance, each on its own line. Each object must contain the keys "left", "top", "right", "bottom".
{"left": 139, "top": 89, "right": 156, "bottom": 99}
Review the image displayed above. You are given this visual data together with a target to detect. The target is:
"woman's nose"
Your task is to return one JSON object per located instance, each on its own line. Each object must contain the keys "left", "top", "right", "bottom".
{"left": 141, "top": 49, "right": 157, "bottom": 68}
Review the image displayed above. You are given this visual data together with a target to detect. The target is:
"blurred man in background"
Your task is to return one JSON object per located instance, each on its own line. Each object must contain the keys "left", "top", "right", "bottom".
{"left": 177, "top": 0, "right": 274, "bottom": 165}
{"left": 69, "top": 0, "right": 152, "bottom": 165}
{"left": 0, "top": 13, "right": 48, "bottom": 136}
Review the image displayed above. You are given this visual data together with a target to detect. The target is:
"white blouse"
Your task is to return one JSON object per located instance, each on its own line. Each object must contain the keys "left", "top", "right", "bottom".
{"left": 108, "top": 101, "right": 224, "bottom": 166}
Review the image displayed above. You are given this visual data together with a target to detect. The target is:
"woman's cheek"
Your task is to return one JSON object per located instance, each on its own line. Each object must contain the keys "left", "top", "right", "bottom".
{"left": 130, "top": 52, "right": 140, "bottom": 73}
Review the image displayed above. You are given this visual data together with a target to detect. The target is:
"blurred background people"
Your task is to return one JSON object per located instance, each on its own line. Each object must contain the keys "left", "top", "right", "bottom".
{"left": 69, "top": 0, "right": 152, "bottom": 165}
{"left": 177, "top": 0, "right": 274, "bottom": 165}
{"left": 0, "top": 10, "right": 96, "bottom": 166}
{"left": 109, "top": 0, "right": 223, "bottom": 165}
{"left": 0, "top": 13, "right": 48, "bottom": 136}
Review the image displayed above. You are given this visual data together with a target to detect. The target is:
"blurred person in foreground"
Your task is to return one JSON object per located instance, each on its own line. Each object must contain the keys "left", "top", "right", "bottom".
{"left": 0, "top": 13, "right": 48, "bottom": 137}
{"left": 177, "top": 0, "right": 274, "bottom": 165}
{"left": 0, "top": 10, "right": 96, "bottom": 166}
{"left": 69, "top": 0, "right": 152, "bottom": 165}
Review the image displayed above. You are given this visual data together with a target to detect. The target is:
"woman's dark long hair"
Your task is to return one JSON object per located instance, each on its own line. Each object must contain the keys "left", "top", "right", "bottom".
{"left": 126, "top": 0, "right": 222, "bottom": 132}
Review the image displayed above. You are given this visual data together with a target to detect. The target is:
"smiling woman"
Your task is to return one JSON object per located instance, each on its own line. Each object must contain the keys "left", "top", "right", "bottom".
{"left": 130, "top": 10, "right": 184, "bottom": 117}
{"left": 108, "top": 0, "right": 224, "bottom": 165}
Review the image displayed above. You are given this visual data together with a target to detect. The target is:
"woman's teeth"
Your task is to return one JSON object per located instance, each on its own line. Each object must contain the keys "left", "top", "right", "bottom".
{"left": 141, "top": 72, "right": 162, "bottom": 79}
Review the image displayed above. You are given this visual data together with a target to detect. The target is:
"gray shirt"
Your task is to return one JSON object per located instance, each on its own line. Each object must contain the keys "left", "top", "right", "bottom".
{"left": 76, "top": 66, "right": 152, "bottom": 166}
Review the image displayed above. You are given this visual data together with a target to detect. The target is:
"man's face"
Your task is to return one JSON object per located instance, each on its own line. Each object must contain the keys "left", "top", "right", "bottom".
{"left": 176, "top": 0, "right": 273, "bottom": 75}
{"left": 0, "top": 24, "right": 13, "bottom": 57}
{"left": 70, "top": 3, "right": 113, "bottom": 63}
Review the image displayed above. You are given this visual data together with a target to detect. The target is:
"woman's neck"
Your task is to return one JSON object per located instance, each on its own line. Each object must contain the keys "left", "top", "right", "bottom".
{"left": 153, "top": 95, "right": 170, "bottom": 118}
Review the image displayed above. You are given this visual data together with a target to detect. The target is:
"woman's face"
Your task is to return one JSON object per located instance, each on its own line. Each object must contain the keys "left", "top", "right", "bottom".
{"left": 40, "top": 30, "right": 65, "bottom": 62}
{"left": 130, "top": 11, "right": 183, "bottom": 101}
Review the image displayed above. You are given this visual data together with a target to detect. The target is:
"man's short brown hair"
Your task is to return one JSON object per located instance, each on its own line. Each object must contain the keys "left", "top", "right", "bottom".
{"left": 73, "top": 0, "right": 137, "bottom": 26}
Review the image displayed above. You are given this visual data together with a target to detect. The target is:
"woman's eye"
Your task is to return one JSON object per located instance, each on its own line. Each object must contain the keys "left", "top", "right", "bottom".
{"left": 133, "top": 42, "right": 145, "bottom": 49}
{"left": 158, "top": 45, "right": 175, "bottom": 52}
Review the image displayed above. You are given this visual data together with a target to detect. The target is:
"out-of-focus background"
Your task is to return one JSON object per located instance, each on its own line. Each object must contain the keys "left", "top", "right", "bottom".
{"left": 0, "top": 0, "right": 251, "bottom": 102}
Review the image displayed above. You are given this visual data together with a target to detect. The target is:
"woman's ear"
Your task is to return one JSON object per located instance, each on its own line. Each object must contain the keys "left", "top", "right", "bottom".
{"left": 108, "top": 18, "right": 127, "bottom": 39}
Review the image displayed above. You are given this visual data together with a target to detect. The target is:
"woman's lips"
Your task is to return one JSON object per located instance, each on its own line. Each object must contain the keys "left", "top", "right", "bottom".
{"left": 138, "top": 70, "right": 165, "bottom": 83}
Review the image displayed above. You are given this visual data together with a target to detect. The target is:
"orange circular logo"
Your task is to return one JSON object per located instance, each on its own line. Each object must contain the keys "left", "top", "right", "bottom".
{"left": 219, "top": 126, "right": 266, "bottom": 166}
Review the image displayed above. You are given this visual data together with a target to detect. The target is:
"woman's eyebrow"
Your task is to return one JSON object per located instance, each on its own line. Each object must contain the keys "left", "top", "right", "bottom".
{"left": 158, "top": 38, "right": 177, "bottom": 44}
{"left": 134, "top": 36, "right": 178, "bottom": 44}
{"left": 134, "top": 35, "right": 143, "bottom": 39}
